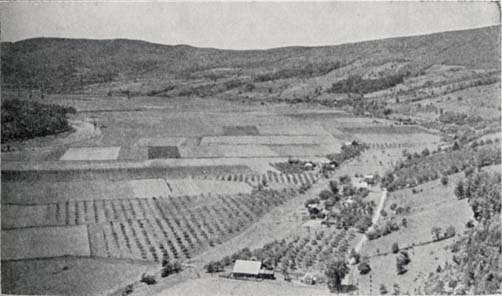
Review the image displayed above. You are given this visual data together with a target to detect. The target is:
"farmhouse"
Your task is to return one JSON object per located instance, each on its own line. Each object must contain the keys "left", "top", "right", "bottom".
{"left": 231, "top": 260, "right": 275, "bottom": 279}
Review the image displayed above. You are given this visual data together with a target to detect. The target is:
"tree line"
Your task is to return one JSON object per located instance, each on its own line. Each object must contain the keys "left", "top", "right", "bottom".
{"left": 1, "top": 99, "right": 76, "bottom": 142}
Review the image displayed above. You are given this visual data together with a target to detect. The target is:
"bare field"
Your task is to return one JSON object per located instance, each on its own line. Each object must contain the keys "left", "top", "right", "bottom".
{"left": 60, "top": 146, "right": 121, "bottom": 161}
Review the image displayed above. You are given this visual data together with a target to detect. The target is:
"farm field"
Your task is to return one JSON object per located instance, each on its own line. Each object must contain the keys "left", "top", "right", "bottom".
{"left": 1, "top": 21, "right": 500, "bottom": 296}
{"left": 60, "top": 146, "right": 121, "bottom": 161}
{"left": 353, "top": 164, "right": 501, "bottom": 294}
{"left": 1, "top": 225, "right": 90, "bottom": 260}
{"left": 1, "top": 257, "right": 158, "bottom": 296}
{"left": 156, "top": 276, "right": 330, "bottom": 296}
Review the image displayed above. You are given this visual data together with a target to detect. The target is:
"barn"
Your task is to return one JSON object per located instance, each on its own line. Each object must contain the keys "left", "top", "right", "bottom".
{"left": 231, "top": 260, "right": 262, "bottom": 278}
{"left": 231, "top": 260, "right": 275, "bottom": 279}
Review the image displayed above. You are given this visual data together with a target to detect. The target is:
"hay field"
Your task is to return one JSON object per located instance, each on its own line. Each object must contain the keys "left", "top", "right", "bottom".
{"left": 2, "top": 225, "right": 90, "bottom": 260}
{"left": 130, "top": 179, "right": 171, "bottom": 198}
{"left": 355, "top": 239, "right": 453, "bottom": 295}
{"left": 2, "top": 204, "right": 50, "bottom": 229}
{"left": 168, "top": 179, "right": 252, "bottom": 196}
{"left": 217, "top": 144, "right": 279, "bottom": 157}
{"left": 60, "top": 147, "right": 121, "bottom": 161}
{"left": 159, "top": 276, "right": 330, "bottom": 296}
{"left": 2, "top": 180, "right": 133, "bottom": 204}
{"left": 257, "top": 123, "right": 331, "bottom": 135}
{"left": 201, "top": 135, "right": 337, "bottom": 145}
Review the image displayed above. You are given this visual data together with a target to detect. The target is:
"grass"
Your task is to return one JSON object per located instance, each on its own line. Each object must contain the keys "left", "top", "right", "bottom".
{"left": 1, "top": 257, "right": 157, "bottom": 296}
{"left": 1, "top": 225, "right": 90, "bottom": 260}
{"left": 352, "top": 167, "right": 501, "bottom": 295}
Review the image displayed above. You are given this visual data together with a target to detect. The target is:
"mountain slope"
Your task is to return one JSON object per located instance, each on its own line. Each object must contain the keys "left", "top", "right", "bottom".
{"left": 1, "top": 25, "right": 500, "bottom": 92}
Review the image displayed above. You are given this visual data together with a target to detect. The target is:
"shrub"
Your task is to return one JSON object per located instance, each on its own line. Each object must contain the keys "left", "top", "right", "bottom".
{"left": 397, "top": 251, "right": 410, "bottom": 265}
{"left": 205, "top": 261, "right": 223, "bottom": 273}
{"left": 396, "top": 259, "right": 407, "bottom": 275}
{"left": 431, "top": 227, "right": 442, "bottom": 241}
{"left": 380, "top": 284, "right": 388, "bottom": 295}
{"left": 445, "top": 225, "right": 456, "bottom": 238}
{"left": 161, "top": 260, "right": 182, "bottom": 277}
{"left": 140, "top": 273, "right": 157, "bottom": 285}
{"left": 358, "top": 261, "right": 371, "bottom": 274}
{"left": 319, "top": 190, "right": 335, "bottom": 201}
{"left": 441, "top": 175, "right": 449, "bottom": 186}
{"left": 391, "top": 242, "right": 399, "bottom": 254}
{"left": 122, "top": 284, "right": 134, "bottom": 295}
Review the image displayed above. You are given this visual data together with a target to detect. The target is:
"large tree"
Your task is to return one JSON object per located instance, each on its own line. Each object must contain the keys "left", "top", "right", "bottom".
{"left": 325, "top": 259, "right": 349, "bottom": 292}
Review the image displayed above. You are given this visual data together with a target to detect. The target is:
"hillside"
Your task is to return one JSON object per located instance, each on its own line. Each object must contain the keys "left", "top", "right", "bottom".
{"left": 1, "top": 25, "right": 500, "bottom": 93}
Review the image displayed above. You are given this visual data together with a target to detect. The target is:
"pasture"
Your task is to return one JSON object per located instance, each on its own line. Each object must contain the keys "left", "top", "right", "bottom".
{"left": 1, "top": 257, "right": 158, "bottom": 296}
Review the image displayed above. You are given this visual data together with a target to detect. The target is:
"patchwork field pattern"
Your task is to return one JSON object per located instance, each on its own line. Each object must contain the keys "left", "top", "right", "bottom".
{"left": 223, "top": 125, "right": 259, "bottom": 136}
{"left": 130, "top": 179, "right": 171, "bottom": 198}
{"left": 168, "top": 179, "right": 252, "bottom": 196}
{"left": 60, "top": 147, "right": 121, "bottom": 161}
{"left": 2, "top": 180, "right": 134, "bottom": 204}
{"left": 201, "top": 135, "right": 337, "bottom": 145}
{"left": 2, "top": 190, "right": 299, "bottom": 262}
{"left": 147, "top": 146, "right": 182, "bottom": 159}
{"left": 1, "top": 225, "right": 90, "bottom": 260}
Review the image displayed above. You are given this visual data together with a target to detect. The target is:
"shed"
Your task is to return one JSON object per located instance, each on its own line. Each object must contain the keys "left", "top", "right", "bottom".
{"left": 259, "top": 269, "right": 276, "bottom": 280}
{"left": 232, "top": 260, "right": 262, "bottom": 278}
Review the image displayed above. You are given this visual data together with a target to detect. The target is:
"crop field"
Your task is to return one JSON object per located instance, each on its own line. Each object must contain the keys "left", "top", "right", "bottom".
{"left": 223, "top": 125, "right": 260, "bottom": 136}
{"left": 2, "top": 187, "right": 299, "bottom": 263}
{"left": 257, "top": 123, "right": 332, "bottom": 136}
{"left": 2, "top": 179, "right": 134, "bottom": 204}
{"left": 340, "top": 125, "right": 431, "bottom": 134}
{"left": 147, "top": 146, "right": 182, "bottom": 159}
{"left": 248, "top": 228, "right": 358, "bottom": 273}
{"left": 168, "top": 179, "right": 252, "bottom": 196}
{"left": 130, "top": 179, "right": 171, "bottom": 198}
{"left": 216, "top": 144, "right": 279, "bottom": 157}
{"left": 200, "top": 135, "right": 337, "bottom": 146}
{"left": 207, "top": 171, "right": 320, "bottom": 187}
{"left": 86, "top": 190, "right": 299, "bottom": 262}
{"left": 1, "top": 225, "right": 91, "bottom": 260}
{"left": 60, "top": 147, "right": 121, "bottom": 161}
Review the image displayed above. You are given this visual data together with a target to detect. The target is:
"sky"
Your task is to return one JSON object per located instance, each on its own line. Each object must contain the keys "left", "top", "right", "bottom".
{"left": 1, "top": 1, "right": 500, "bottom": 49}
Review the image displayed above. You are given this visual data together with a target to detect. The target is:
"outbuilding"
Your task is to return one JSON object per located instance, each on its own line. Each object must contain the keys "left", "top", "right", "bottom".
{"left": 232, "top": 260, "right": 262, "bottom": 278}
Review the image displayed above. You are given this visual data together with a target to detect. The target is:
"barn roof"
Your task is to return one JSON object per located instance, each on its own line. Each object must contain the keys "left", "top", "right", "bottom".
{"left": 232, "top": 260, "right": 262, "bottom": 275}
